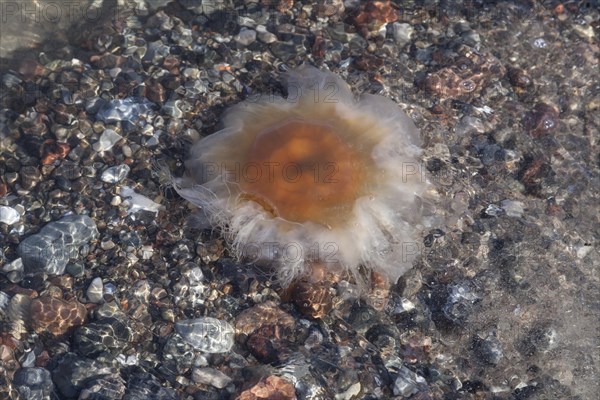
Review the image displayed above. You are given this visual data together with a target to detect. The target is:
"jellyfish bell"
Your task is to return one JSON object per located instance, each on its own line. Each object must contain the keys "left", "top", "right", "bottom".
{"left": 175, "top": 65, "right": 432, "bottom": 288}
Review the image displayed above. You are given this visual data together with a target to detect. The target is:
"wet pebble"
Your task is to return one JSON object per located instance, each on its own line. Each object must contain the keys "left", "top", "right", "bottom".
{"left": 74, "top": 317, "right": 131, "bottom": 358}
{"left": 192, "top": 367, "right": 232, "bottom": 389}
{"left": 473, "top": 334, "right": 503, "bottom": 365}
{"left": 123, "top": 372, "right": 178, "bottom": 400}
{"left": 0, "top": 291, "right": 9, "bottom": 310}
{"left": 119, "top": 231, "right": 142, "bottom": 247}
{"left": 0, "top": 205, "right": 20, "bottom": 225}
{"left": 392, "top": 22, "right": 413, "bottom": 47}
{"left": 501, "top": 199, "right": 525, "bottom": 218}
{"left": 352, "top": 0, "right": 398, "bottom": 38}
{"left": 78, "top": 373, "right": 126, "bottom": 400}
{"left": 484, "top": 204, "right": 504, "bottom": 217}
{"left": 20, "top": 351, "right": 36, "bottom": 368}
{"left": 288, "top": 278, "right": 333, "bottom": 319}
{"left": 442, "top": 282, "right": 482, "bottom": 325}
{"left": 517, "top": 156, "right": 553, "bottom": 194}
{"left": 120, "top": 186, "right": 164, "bottom": 215}
{"left": 162, "top": 333, "right": 196, "bottom": 373}
{"left": 66, "top": 263, "right": 85, "bottom": 278}
{"left": 162, "top": 100, "right": 184, "bottom": 118}
{"left": 269, "top": 42, "right": 300, "bottom": 61}
{"left": 235, "top": 375, "right": 296, "bottom": 400}
{"left": 507, "top": 67, "right": 533, "bottom": 90}
{"left": 235, "top": 28, "right": 257, "bottom": 46}
{"left": 175, "top": 317, "right": 235, "bottom": 353}
{"left": 7, "top": 293, "right": 31, "bottom": 339}
{"left": 18, "top": 214, "right": 98, "bottom": 276}
{"left": 86, "top": 277, "right": 104, "bottom": 304}
{"left": 421, "top": 46, "right": 506, "bottom": 101}
{"left": 30, "top": 295, "right": 87, "bottom": 336}
{"left": 256, "top": 25, "right": 277, "bottom": 44}
{"left": 93, "top": 129, "right": 123, "bottom": 153}
{"left": 96, "top": 98, "right": 156, "bottom": 125}
{"left": 235, "top": 301, "right": 295, "bottom": 336}
{"left": 145, "top": 80, "right": 166, "bottom": 103}
{"left": 20, "top": 166, "right": 42, "bottom": 190}
{"left": 172, "top": 264, "right": 207, "bottom": 309}
{"left": 393, "top": 366, "right": 427, "bottom": 397}
{"left": 101, "top": 164, "right": 130, "bottom": 183}
{"left": 51, "top": 352, "right": 118, "bottom": 398}
{"left": 522, "top": 103, "right": 559, "bottom": 138}
{"left": 13, "top": 367, "right": 55, "bottom": 400}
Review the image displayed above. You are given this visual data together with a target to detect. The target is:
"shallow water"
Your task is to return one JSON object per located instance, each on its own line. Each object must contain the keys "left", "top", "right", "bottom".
{"left": 0, "top": 1, "right": 598, "bottom": 399}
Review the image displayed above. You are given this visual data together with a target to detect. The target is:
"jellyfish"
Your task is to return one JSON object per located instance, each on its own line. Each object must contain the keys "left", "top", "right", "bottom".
{"left": 174, "top": 65, "right": 431, "bottom": 288}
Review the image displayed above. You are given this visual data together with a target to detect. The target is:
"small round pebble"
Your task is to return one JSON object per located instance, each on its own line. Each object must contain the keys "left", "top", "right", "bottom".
{"left": 235, "top": 28, "right": 257, "bottom": 46}
{"left": 86, "top": 277, "right": 104, "bottom": 304}
{"left": 192, "top": 367, "right": 232, "bottom": 389}
{"left": 0, "top": 205, "right": 20, "bottom": 225}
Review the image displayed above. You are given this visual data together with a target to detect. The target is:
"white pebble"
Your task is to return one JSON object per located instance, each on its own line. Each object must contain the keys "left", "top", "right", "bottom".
{"left": 141, "top": 245, "right": 154, "bottom": 260}
{"left": 175, "top": 317, "right": 234, "bottom": 353}
{"left": 111, "top": 196, "right": 122, "bottom": 206}
{"left": 2, "top": 258, "right": 23, "bottom": 273}
{"left": 120, "top": 186, "right": 164, "bottom": 215}
{"left": 235, "top": 28, "right": 257, "bottom": 46}
{"left": 0, "top": 206, "right": 20, "bottom": 225}
{"left": 93, "top": 129, "right": 122, "bottom": 152}
{"left": 86, "top": 277, "right": 104, "bottom": 304}
{"left": 256, "top": 25, "right": 277, "bottom": 44}
{"left": 192, "top": 368, "right": 232, "bottom": 389}
{"left": 501, "top": 199, "right": 525, "bottom": 218}
{"left": 101, "top": 164, "right": 130, "bottom": 183}
{"left": 392, "top": 22, "right": 414, "bottom": 47}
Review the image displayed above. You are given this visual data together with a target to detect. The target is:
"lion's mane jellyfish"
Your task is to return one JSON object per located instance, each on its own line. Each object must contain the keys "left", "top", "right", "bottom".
{"left": 175, "top": 65, "right": 432, "bottom": 288}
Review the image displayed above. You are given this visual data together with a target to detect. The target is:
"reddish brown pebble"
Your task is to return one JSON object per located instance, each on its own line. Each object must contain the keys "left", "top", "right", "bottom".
{"left": 163, "top": 55, "right": 180, "bottom": 72}
{"left": 90, "top": 53, "right": 126, "bottom": 69}
{"left": 354, "top": 54, "right": 384, "bottom": 71}
{"left": 522, "top": 103, "right": 559, "bottom": 138}
{"left": 235, "top": 302, "right": 297, "bottom": 363}
{"left": 146, "top": 80, "right": 166, "bottom": 103}
{"left": 288, "top": 280, "right": 332, "bottom": 319}
{"left": 246, "top": 325, "right": 285, "bottom": 363}
{"left": 41, "top": 141, "right": 71, "bottom": 165}
{"left": 507, "top": 67, "right": 532, "bottom": 90}
{"left": 235, "top": 301, "right": 295, "bottom": 336}
{"left": 264, "top": 0, "right": 293, "bottom": 13}
{"left": 421, "top": 47, "right": 506, "bottom": 101}
{"left": 517, "top": 156, "right": 553, "bottom": 195}
{"left": 554, "top": 4, "right": 565, "bottom": 14}
{"left": 30, "top": 296, "right": 87, "bottom": 336}
{"left": 353, "top": 1, "right": 398, "bottom": 37}
{"left": 317, "top": 0, "right": 345, "bottom": 18}
{"left": 236, "top": 376, "right": 296, "bottom": 400}
{"left": 312, "top": 35, "right": 327, "bottom": 58}
{"left": 35, "top": 350, "right": 50, "bottom": 367}
{"left": 279, "top": 263, "right": 343, "bottom": 319}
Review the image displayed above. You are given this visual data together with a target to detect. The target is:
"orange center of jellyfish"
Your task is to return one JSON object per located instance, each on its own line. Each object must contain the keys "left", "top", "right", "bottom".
{"left": 239, "top": 120, "right": 369, "bottom": 226}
